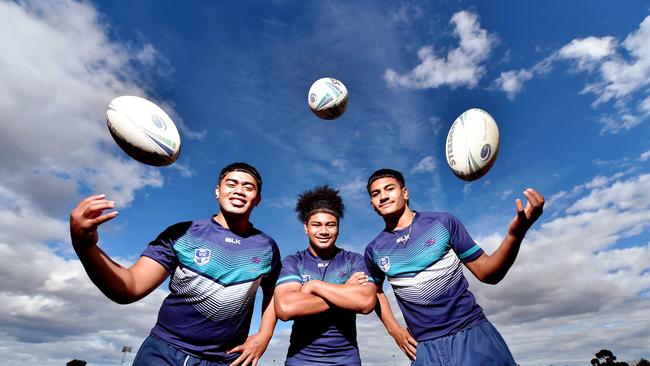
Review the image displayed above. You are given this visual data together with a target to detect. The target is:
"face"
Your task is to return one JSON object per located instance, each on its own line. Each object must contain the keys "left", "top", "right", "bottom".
{"left": 369, "top": 177, "right": 409, "bottom": 217}
{"left": 304, "top": 212, "right": 339, "bottom": 252}
{"left": 215, "top": 171, "right": 261, "bottom": 216}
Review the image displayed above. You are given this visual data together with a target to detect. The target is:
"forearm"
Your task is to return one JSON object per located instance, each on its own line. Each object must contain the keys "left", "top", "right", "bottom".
{"left": 274, "top": 291, "right": 330, "bottom": 321}
{"left": 74, "top": 243, "right": 139, "bottom": 303}
{"left": 307, "top": 281, "right": 376, "bottom": 314}
{"left": 256, "top": 290, "right": 278, "bottom": 339}
{"left": 476, "top": 233, "right": 523, "bottom": 284}
{"left": 375, "top": 292, "right": 403, "bottom": 335}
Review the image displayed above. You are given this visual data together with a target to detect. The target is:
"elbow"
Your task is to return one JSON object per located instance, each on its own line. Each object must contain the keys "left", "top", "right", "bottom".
{"left": 358, "top": 296, "right": 377, "bottom": 315}
{"left": 274, "top": 301, "right": 293, "bottom": 322}
{"left": 479, "top": 273, "right": 503, "bottom": 285}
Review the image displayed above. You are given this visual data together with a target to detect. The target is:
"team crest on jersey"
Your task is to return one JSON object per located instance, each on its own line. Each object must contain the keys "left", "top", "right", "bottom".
{"left": 379, "top": 256, "right": 391, "bottom": 272}
{"left": 300, "top": 274, "right": 311, "bottom": 283}
{"left": 194, "top": 248, "right": 211, "bottom": 266}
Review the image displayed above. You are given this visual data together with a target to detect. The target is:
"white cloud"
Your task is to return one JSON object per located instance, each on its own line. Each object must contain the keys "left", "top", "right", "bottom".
{"left": 493, "top": 69, "right": 534, "bottom": 100}
{"left": 0, "top": 1, "right": 180, "bottom": 364}
{"left": 496, "top": 16, "right": 650, "bottom": 134}
{"left": 558, "top": 36, "right": 616, "bottom": 69}
{"left": 411, "top": 155, "right": 437, "bottom": 174}
{"left": 468, "top": 171, "right": 650, "bottom": 365}
{"left": 641, "top": 149, "right": 650, "bottom": 161}
{"left": 385, "top": 11, "right": 496, "bottom": 89}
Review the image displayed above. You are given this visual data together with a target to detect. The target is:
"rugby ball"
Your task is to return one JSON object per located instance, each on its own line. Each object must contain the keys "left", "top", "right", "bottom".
{"left": 106, "top": 96, "right": 181, "bottom": 166}
{"left": 445, "top": 108, "right": 499, "bottom": 181}
{"left": 308, "top": 77, "right": 348, "bottom": 120}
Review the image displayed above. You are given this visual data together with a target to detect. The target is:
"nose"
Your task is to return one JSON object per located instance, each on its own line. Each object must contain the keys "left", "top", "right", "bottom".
{"left": 233, "top": 184, "right": 245, "bottom": 195}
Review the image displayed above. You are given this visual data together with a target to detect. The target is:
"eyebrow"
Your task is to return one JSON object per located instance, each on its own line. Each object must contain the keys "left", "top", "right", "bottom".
{"left": 371, "top": 183, "right": 396, "bottom": 194}
{"left": 225, "top": 178, "right": 257, "bottom": 188}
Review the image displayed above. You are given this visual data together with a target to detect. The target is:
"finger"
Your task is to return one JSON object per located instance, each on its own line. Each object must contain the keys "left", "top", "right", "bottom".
{"left": 229, "top": 354, "right": 244, "bottom": 366}
{"left": 523, "top": 189, "right": 541, "bottom": 207}
{"left": 528, "top": 189, "right": 545, "bottom": 207}
{"left": 515, "top": 198, "right": 524, "bottom": 214}
{"left": 84, "top": 201, "right": 116, "bottom": 218}
{"left": 227, "top": 345, "right": 243, "bottom": 354}
{"left": 91, "top": 211, "right": 119, "bottom": 226}
{"left": 403, "top": 344, "right": 417, "bottom": 360}
{"left": 407, "top": 335, "right": 417, "bottom": 347}
{"left": 252, "top": 358, "right": 258, "bottom": 366}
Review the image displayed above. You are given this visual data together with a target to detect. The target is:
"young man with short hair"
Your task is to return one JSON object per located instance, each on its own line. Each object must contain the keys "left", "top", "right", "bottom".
{"left": 70, "top": 162, "right": 281, "bottom": 366}
{"left": 274, "top": 185, "right": 376, "bottom": 366}
{"left": 364, "top": 169, "right": 544, "bottom": 365}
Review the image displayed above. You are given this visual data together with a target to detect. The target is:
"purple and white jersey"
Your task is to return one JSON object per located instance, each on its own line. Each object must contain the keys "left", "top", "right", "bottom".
{"left": 277, "top": 248, "right": 368, "bottom": 366}
{"left": 364, "top": 212, "right": 487, "bottom": 341}
{"left": 142, "top": 218, "right": 281, "bottom": 361}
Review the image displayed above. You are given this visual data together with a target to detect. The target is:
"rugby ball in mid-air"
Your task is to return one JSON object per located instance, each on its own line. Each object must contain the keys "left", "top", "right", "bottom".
{"left": 106, "top": 96, "right": 181, "bottom": 166}
{"left": 445, "top": 108, "right": 500, "bottom": 181}
{"left": 308, "top": 77, "right": 348, "bottom": 120}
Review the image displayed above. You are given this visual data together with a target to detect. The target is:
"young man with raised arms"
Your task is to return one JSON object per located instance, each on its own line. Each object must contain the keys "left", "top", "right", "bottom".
{"left": 69, "top": 162, "right": 281, "bottom": 366}
{"left": 364, "top": 169, "right": 544, "bottom": 365}
{"left": 274, "top": 185, "right": 376, "bottom": 366}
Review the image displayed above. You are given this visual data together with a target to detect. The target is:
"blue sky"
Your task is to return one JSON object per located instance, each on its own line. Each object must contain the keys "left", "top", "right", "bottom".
{"left": 1, "top": 1, "right": 649, "bottom": 365}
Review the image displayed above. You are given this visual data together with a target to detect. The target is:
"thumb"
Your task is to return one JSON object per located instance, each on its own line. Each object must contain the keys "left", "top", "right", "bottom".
{"left": 227, "top": 345, "right": 243, "bottom": 354}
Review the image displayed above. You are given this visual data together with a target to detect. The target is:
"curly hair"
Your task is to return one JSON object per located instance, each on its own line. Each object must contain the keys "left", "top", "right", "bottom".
{"left": 295, "top": 185, "right": 345, "bottom": 222}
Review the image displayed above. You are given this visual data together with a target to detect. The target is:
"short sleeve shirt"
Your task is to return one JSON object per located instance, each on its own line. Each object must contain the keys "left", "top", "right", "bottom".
{"left": 364, "top": 212, "right": 487, "bottom": 341}
{"left": 277, "top": 248, "right": 369, "bottom": 366}
{"left": 142, "top": 218, "right": 281, "bottom": 361}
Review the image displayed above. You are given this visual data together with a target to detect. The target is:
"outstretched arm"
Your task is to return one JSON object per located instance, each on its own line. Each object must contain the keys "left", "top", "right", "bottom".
{"left": 228, "top": 285, "right": 278, "bottom": 366}
{"left": 274, "top": 282, "right": 330, "bottom": 321}
{"left": 300, "top": 272, "right": 376, "bottom": 314}
{"left": 70, "top": 194, "right": 169, "bottom": 304}
{"left": 465, "top": 188, "right": 545, "bottom": 285}
{"left": 374, "top": 286, "right": 417, "bottom": 361}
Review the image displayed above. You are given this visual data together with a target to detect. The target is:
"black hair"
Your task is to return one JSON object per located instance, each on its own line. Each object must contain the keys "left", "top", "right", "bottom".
{"left": 218, "top": 162, "right": 263, "bottom": 193}
{"left": 295, "top": 185, "right": 345, "bottom": 223}
{"left": 366, "top": 168, "right": 405, "bottom": 193}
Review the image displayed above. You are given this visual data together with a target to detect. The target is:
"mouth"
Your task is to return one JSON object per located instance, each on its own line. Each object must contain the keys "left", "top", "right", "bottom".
{"left": 229, "top": 197, "right": 247, "bottom": 206}
{"left": 379, "top": 201, "right": 393, "bottom": 209}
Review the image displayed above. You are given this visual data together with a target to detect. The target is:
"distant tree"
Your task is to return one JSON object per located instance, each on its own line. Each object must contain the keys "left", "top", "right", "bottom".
{"left": 591, "top": 349, "right": 629, "bottom": 366}
{"left": 66, "top": 360, "right": 87, "bottom": 366}
{"left": 636, "top": 359, "right": 650, "bottom": 366}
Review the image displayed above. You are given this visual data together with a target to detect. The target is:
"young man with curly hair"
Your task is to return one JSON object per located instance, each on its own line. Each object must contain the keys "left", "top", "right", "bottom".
{"left": 364, "top": 169, "right": 544, "bottom": 366}
{"left": 274, "top": 185, "right": 376, "bottom": 366}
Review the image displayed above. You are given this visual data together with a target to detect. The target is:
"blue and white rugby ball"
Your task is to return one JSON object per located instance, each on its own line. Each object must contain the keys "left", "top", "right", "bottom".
{"left": 107, "top": 96, "right": 181, "bottom": 166}
{"left": 308, "top": 77, "right": 348, "bottom": 120}
{"left": 445, "top": 108, "right": 500, "bottom": 181}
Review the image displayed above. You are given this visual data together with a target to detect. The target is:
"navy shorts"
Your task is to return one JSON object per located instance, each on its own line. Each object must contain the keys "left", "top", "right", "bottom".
{"left": 413, "top": 321, "right": 516, "bottom": 366}
{"left": 132, "top": 336, "right": 231, "bottom": 366}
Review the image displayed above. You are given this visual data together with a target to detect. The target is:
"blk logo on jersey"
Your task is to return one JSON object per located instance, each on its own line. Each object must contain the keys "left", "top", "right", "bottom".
{"left": 225, "top": 237, "right": 241, "bottom": 244}
{"left": 379, "top": 256, "right": 391, "bottom": 272}
{"left": 396, "top": 234, "right": 410, "bottom": 244}
{"left": 300, "top": 274, "right": 311, "bottom": 283}
{"left": 194, "top": 248, "right": 211, "bottom": 266}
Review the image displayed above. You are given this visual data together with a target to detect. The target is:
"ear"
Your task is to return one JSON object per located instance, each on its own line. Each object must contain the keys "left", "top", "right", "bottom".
{"left": 214, "top": 186, "right": 219, "bottom": 199}
{"left": 253, "top": 194, "right": 261, "bottom": 207}
{"left": 402, "top": 186, "right": 409, "bottom": 201}
{"left": 303, "top": 222, "right": 308, "bottom": 235}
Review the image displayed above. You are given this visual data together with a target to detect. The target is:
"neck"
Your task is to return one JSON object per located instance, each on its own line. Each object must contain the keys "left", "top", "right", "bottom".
{"left": 213, "top": 211, "right": 251, "bottom": 235}
{"left": 308, "top": 244, "right": 337, "bottom": 259}
{"left": 383, "top": 206, "right": 415, "bottom": 231}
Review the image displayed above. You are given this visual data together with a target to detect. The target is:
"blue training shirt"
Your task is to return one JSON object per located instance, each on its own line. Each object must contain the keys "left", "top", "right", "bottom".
{"left": 364, "top": 212, "right": 487, "bottom": 342}
{"left": 142, "top": 218, "right": 281, "bottom": 361}
{"left": 277, "top": 248, "right": 369, "bottom": 366}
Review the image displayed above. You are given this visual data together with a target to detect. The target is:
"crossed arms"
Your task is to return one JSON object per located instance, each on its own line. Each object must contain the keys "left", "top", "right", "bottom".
{"left": 274, "top": 272, "right": 377, "bottom": 321}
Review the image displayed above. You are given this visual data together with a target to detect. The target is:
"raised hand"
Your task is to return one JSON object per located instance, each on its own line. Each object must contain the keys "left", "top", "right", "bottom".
{"left": 508, "top": 188, "right": 544, "bottom": 239}
{"left": 69, "top": 194, "right": 118, "bottom": 248}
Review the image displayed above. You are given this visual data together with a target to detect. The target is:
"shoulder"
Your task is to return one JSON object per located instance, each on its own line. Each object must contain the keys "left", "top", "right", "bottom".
{"left": 155, "top": 220, "right": 195, "bottom": 240}
{"left": 417, "top": 211, "right": 463, "bottom": 227}
{"left": 340, "top": 248, "right": 364, "bottom": 261}
{"left": 282, "top": 249, "right": 307, "bottom": 263}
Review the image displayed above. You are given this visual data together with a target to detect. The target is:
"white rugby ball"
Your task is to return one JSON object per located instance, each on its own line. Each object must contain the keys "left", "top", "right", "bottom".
{"left": 308, "top": 77, "right": 348, "bottom": 120}
{"left": 445, "top": 108, "right": 500, "bottom": 181}
{"left": 106, "top": 96, "right": 181, "bottom": 166}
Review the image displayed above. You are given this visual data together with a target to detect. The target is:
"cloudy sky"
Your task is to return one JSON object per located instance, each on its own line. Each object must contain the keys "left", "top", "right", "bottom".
{"left": 1, "top": 0, "right": 649, "bottom": 365}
